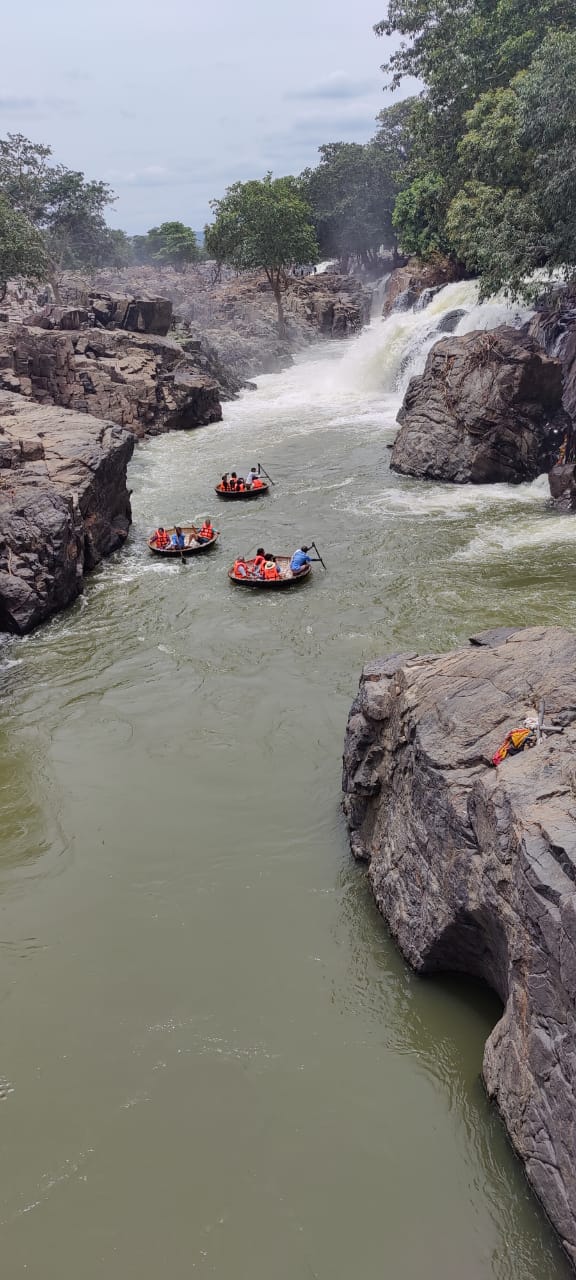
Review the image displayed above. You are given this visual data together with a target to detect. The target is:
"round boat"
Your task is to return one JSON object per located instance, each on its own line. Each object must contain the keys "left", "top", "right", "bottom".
{"left": 148, "top": 527, "right": 219, "bottom": 557}
{"left": 228, "top": 555, "right": 311, "bottom": 588}
{"left": 215, "top": 482, "right": 269, "bottom": 500}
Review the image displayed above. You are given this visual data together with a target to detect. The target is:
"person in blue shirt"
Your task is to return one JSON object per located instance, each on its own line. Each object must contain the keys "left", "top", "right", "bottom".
{"left": 171, "top": 526, "right": 185, "bottom": 548}
{"left": 290, "top": 545, "right": 312, "bottom": 573}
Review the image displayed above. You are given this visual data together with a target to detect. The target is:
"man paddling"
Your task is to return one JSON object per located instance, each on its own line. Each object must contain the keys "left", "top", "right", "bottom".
{"left": 290, "top": 545, "right": 312, "bottom": 573}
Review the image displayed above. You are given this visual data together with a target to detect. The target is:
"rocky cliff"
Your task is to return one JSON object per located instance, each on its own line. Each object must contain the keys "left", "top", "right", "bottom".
{"left": 0, "top": 391, "right": 134, "bottom": 633}
{"left": 0, "top": 324, "right": 222, "bottom": 437}
{"left": 391, "top": 327, "right": 565, "bottom": 483}
{"left": 343, "top": 626, "right": 576, "bottom": 1265}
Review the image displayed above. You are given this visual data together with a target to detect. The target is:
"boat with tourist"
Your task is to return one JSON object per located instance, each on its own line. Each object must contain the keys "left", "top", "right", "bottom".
{"left": 148, "top": 525, "right": 220, "bottom": 556}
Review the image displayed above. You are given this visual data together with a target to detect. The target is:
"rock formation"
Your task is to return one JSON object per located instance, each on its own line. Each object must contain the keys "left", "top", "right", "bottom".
{"left": 0, "top": 324, "right": 222, "bottom": 438}
{"left": 391, "top": 327, "right": 564, "bottom": 483}
{"left": 382, "top": 258, "right": 464, "bottom": 316}
{"left": 0, "top": 391, "right": 134, "bottom": 633}
{"left": 342, "top": 626, "right": 576, "bottom": 1265}
{"left": 26, "top": 292, "right": 174, "bottom": 337}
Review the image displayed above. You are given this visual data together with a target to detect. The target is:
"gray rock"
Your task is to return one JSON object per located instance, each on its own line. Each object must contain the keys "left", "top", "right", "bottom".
{"left": 391, "top": 327, "right": 563, "bottom": 483}
{"left": 0, "top": 391, "right": 134, "bottom": 633}
{"left": 342, "top": 626, "right": 576, "bottom": 1262}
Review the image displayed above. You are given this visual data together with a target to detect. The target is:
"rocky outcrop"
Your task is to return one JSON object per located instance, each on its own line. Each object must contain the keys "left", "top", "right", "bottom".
{"left": 391, "top": 327, "right": 564, "bottom": 483}
{"left": 0, "top": 324, "right": 222, "bottom": 438}
{"left": 342, "top": 626, "right": 576, "bottom": 1265}
{"left": 548, "top": 462, "right": 576, "bottom": 511}
{"left": 285, "top": 274, "right": 370, "bottom": 337}
{"left": 0, "top": 391, "right": 134, "bottom": 633}
{"left": 530, "top": 288, "right": 576, "bottom": 426}
{"left": 382, "top": 257, "right": 464, "bottom": 316}
{"left": 27, "top": 293, "right": 173, "bottom": 337}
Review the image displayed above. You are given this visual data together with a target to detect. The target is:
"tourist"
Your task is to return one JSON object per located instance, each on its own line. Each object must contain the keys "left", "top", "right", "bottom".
{"left": 264, "top": 557, "right": 281, "bottom": 580}
{"left": 246, "top": 467, "right": 259, "bottom": 488}
{"left": 221, "top": 473, "right": 230, "bottom": 491}
{"left": 252, "top": 474, "right": 264, "bottom": 490}
{"left": 253, "top": 547, "right": 267, "bottom": 576}
{"left": 290, "top": 545, "right": 312, "bottom": 573}
{"left": 171, "top": 526, "right": 185, "bottom": 549}
{"left": 236, "top": 476, "right": 246, "bottom": 492}
{"left": 233, "top": 556, "right": 249, "bottom": 578}
{"left": 197, "top": 518, "right": 214, "bottom": 544}
{"left": 229, "top": 471, "right": 238, "bottom": 491}
{"left": 154, "top": 526, "right": 169, "bottom": 549}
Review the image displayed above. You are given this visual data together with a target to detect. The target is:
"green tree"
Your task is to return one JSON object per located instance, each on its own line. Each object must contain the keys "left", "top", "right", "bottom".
{"left": 0, "top": 133, "right": 118, "bottom": 270}
{"left": 205, "top": 175, "right": 318, "bottom": 334}
{"left": 145, "top": 221, "right": 201, "bottom": 267}
{"left": 301, "top": 107, "right": 411, "bottom": 271}
{"left": 0, "top": 194, "right": 50, "bottom": 299}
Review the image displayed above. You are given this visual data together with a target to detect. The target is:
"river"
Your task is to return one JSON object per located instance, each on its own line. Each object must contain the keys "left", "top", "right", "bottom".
{"left": 0, "top": 285, "right": 574, "bottom": 1279}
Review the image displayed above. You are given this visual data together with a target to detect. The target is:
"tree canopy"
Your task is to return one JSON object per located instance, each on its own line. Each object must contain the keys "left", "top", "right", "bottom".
{"left": 205, "top": 175, "right": 318, "bottom": 332}
{"left": 0, "top": 195, "right": 50, "bottom": 298}
{"left": 374, "top": 1, "right": 576, "bottom": 295}
{"left": 132, "top": 221, "right": 202, "bottom": 268}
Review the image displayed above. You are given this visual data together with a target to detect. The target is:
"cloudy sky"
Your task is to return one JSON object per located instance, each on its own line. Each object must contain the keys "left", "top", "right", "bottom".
{"left": 1, "top": 0, "right": 412, "bottom": 234}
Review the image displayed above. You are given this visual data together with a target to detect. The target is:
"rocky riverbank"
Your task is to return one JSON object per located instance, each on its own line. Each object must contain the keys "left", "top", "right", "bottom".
{"left": 0, "top": 391, "right": 133, "bottom": 633}
{"left": 342, "top": 626, "right": 576, "bottom": 1265}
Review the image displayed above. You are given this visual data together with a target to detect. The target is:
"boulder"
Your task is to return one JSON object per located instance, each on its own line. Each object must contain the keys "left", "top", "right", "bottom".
{"left": 382, "top": 258, "right": 464, "bottom": 316}
{"left": 0, "top": 325, "right": 222, "bottom": 438}
{"left": 391, "top": 327, "right": 563, "bottom": 483}
{"left": 0, "top": 391, "right": 134, "bottom": 633}
{"left": 342, "top": 626, "right": 576, "bottom": 1265}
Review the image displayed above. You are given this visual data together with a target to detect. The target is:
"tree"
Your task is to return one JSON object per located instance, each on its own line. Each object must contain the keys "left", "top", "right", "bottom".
{"left": 0, "top": 133, "right": 118, "bottom": 270}
{"left": 300, "top": 109, "right": 411, "bottom": 271}
{"left": 0, "top": 195, "right": 50, "bottom": 299}
{"left": 144, "top": 221, "right": 201, "bottom": 267}
{"left": 205, "top": 175, "right": 318, "bottom": 334}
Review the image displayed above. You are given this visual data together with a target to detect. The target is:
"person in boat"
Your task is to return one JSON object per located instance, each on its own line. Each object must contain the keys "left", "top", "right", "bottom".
{"left": 233, "top": 555, "right": 249, "bottom": 578}
{"left": 236, "top": 476, "right": 246, "bottom": 492}
{"left": 154, "top": 526, "right": 169, "bottom": 549}
{"left": 171, "top": 526, "right": 185, "bottom": 549}
{"left": 245, "top": 467, "right": 259, "bottom": 488}
{"left": 220, "top": 473, "right": 230, "bottom": 491}
{"left": 264, "top": 557, "right": 281, "bottom": 580}
{"left": 252, "top": 473, "right": 264, "bottom": 490}
{"left": 196, "top": 518, "right": 214, "bottom": 544}
{"left": 290, "top": 545, "right": 312, "bottom": 573}
{"left": 253, "top": 547, "right": 267, "bottom": 576}
{"left": 229, "top": 472, "right": 238, "bottom": 491}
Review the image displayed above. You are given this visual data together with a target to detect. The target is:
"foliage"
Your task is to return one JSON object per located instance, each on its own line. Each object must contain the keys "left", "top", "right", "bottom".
{"left": 141, "top": 221, "right": 202, "bottom": 267}
{"left": 0, "top": 194, "right": 50, "bottom": 298}
{"left": 0, "top": 133, "right": 117, "bottom": 271}
{"left": 374, "top": 1, "right": 576, "bottom": 287}
{"left": 205, "top": 175, "right": 318, "bottom": 332}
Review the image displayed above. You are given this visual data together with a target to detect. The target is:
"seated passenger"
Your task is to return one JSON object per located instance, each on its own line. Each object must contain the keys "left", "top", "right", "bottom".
{"left": 233, "top": 556, "right": 249, "bottom": 578}
{"left": 229, "top": 472, "right": 238, "bottom": 491}
{"left": 154, "top": 526, "right": 169, "bottom": 548}
{"left": 245, "top": 467, "right": 258, "bottom": 488}
{"left": 264, "top": 557, "right": 281, "bottom": 580}
{"left": 236, "top": 476, "right": 246, "bottom": 492}
{"left": 171, "top": 526, "right": 185, "bottom": 549}
{"left": 220, "top": 474, "right": 230, "bottom": 491}
{"left": 253, "top": 547, "right": 266, "bottom": 576}
{"left": 252, "top": 474, "right": 264, "bottom": 490}
{"left": 290, "top": 545, "right": 312, "bottom": 573}
{"left": 197, "top": 518, "right": 214, "bottom": 544}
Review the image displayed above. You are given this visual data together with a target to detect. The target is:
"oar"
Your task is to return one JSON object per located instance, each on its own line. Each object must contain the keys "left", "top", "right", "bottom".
{"left": 258, "top": 462, "right": 275, "bottom": 486}
{"left": 311, "top": 541, "right": 327, "bottom": 570}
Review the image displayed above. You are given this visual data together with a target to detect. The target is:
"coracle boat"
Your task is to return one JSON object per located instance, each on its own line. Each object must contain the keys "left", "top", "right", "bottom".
{"left": 228, "top": 556, "right": 311, "bottom": 588}
{"left": 215, "top": 481, "right": 269, "bottom": 501}
{"left": 148, "top": 527, "right": 220, "bottom": 557}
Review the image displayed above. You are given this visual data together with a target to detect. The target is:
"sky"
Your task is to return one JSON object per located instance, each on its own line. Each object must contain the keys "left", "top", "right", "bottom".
{"left": 0, "top": 0, "right": 413, "bottom": 234}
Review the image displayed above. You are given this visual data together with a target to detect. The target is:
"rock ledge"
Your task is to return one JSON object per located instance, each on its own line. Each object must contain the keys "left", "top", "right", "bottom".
{"left": 343, "top": 627, "right": 576, "bottom": 1263}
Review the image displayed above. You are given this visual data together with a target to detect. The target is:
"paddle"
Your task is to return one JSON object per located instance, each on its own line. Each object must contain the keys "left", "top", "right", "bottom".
{"left": 311, "top": 541, "right": 327, "bottom": 570}
{"left": 258, "top": 462, "right": 275, "bottom": 486}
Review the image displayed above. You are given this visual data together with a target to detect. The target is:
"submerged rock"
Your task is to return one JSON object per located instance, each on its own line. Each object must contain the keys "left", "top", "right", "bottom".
{"left": 391, "top": 327, "right": 563, "bottom": 483}
{"left": 342, "top": 627, "right": 576, "bottom": 1264}
{"left": 0, "top": 391, "right": 134, "bottom": 633}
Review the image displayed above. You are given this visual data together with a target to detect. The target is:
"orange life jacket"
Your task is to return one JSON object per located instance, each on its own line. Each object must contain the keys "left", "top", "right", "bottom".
{"left": 200, "top": 523, "right": 213, "bottom": 539}
{"left": 233, "top": 559, "right": 248, "bottom": 577}
{"left": 252, "top": 477, "right": 263, "bottom": 489}
{"left": 253, "top": 555, "right": 266, "bottom": 572}
{"left": 155, "top": 529, "right": 169, "bottom": 547}
{"left": 264, "top": 562, "right": 280, "bottom": 580}
{"left": 237, "top": 482, "right": 245, "bottom": 492}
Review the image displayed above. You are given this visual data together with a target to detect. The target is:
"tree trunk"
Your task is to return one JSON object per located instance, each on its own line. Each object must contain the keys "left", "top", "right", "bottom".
{"left": 266, "top": 269, "right": 287, "bottom": 338}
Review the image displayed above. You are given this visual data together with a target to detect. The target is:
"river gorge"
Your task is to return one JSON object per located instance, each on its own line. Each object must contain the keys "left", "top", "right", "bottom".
{"left": 1, "top": 285, "right": 574, "bottom": 1278}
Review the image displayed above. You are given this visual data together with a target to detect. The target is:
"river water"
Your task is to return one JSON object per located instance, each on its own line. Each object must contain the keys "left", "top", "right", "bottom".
{"left": 1, "top": 285, "right": 574, "bottom": 1279}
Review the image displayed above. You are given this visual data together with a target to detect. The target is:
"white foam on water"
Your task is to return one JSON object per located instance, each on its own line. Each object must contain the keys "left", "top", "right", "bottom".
{"left": 456, "top": 516, "right": 576, "bottom": 560}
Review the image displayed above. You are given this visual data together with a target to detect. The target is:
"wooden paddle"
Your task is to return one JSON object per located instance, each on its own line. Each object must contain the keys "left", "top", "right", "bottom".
{"left": 311, "top": 541, "right": 327, "bottom": 570}
{"left": 258, "top": 462, "right": 276, "bottom": 486}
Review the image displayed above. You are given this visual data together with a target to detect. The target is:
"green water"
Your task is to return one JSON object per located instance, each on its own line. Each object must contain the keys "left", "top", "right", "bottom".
{"left": 0, "top": 328, "right": 573, "bottom": 1279}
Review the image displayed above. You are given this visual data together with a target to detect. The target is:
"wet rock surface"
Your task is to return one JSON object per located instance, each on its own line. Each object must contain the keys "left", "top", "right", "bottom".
{"left": 391, "top": 327, "right": 564, "bottom": 483}
{"left": 342, "top": 626, "right": 576, "bottom": 1265}
{"left": 0, "top": 391, "right": 134, "bottom": 633}
{"left": 382, "top": 258, "right": 464, "bottom": 316}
